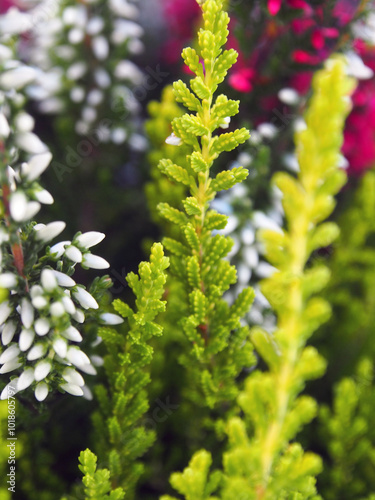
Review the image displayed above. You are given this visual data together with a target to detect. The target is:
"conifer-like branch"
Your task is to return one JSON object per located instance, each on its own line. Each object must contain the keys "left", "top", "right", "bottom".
{"left": 157, "top": 0, "right": 255, "bottom": 411}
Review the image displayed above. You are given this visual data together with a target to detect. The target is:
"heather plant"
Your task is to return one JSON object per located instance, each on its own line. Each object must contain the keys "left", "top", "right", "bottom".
{"left": 162, "top": 53, "right": 356, "bottom": 500}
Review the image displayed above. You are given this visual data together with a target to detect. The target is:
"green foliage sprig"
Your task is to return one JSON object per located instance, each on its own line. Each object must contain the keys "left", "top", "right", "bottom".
{"left": 157, "top": 0, "right": 255, "bottom": 412}
{"left": 89, "top": 243, "right": 169, "bottom": 499}
{"left": 162, "top": 56, "right": 356, "bottom": 500}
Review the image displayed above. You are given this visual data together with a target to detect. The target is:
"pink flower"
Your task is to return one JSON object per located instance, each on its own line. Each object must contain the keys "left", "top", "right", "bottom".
{"left": 292, "top": 50, "right": 321, "bottom": 65}
{"left": 229, "top": 68, "right": 254, "bottom": 93}
{"left": 268, "top": 0, "right": 282, "bottom": 16}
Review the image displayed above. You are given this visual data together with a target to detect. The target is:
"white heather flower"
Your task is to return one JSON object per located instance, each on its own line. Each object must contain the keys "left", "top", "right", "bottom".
{"left": 82, "top": 385, "right": 93, "bottom": 400}
{"left": 86, "top": 17, "right": 105, "bottom": 35}
{"left": 50, "top": 302, "right": 65, "bottom": 318}
{"left": 34, "top": 189, "right": 54, "bottom": 205}
{"left": 114, "top": 60, "right": 143, "bottom": 83}
{"left": 0, "top": 112, "right": 10, "bottom": 139}
{"left": 19, "top": 329, "right": 35, "bottom": 352}
{"left": 53, "top": 270, "right": 76, "bottom": 288}
{"left": 24, "top": 201, "right": 41, "bottom": 220}
{"left": 72, "top": 309, "right": 85, "bottom": 323}
{"left": 165, "top": 133, "right": 182, "bottom": 146}
{"left": 9, "top": 191, "right": 28, "bottom": 222}
{"left": 94, "top": 68, "right": 111, "bottom": 88}
{"left": 70, "top": 87, "right": 85, "bottom": 102}
{"left": 21, "top": 298, "right": 34, "bottom": 328}
{"left": 49, "top": 240, "right": 71, "bottom": 258}
{"left": 34, "top": 318, "right": 50, "bottom": 336}
{"left": 278, "top": 88, "right": 300, "bottom": 105}
{"left": 14, "top": 112, "right": 35, "bottom": 132}
{"left": 62, "top": 367, "right": 85, "bottom": 386}
{"left": 53, "top": 338, "right": 67, "bottom": 358}
{"left": 62, "top": 325, "right": 82, "bottom": 342}
{"left": 65, "top": 245, "right": 82, "bottom": 263}
{"left": 35, "top": 221, "right": 66, "bottom": 243}
{"left": 90, "top": 354, "right": 104, "bottom": 367}
{"left": 68, "top": 28, "right": 84, "bottom": 44}
{"left": 60, "top": 383, "right": 84, "bottom": 396}
{"left": 0, "top": 358, "right": 22, "bottom": 374}
{"left": 0, "top": 301, "right": 12, "bottom": 324}
{"left": 27, "top": 343, "right": 47, "bottom": 361}
{"left": 110, "top": 0, "right": 139, "bottom": 18}
{"left": 34, "top": 360, "right": 52, "bottom": 381}
{"left": 0, "top": 66, "right": 37, "bottom": 90}
{"left": 1, "top": 379, "right": 19, "bottom": 400}
{"left": 79, "top": 363, "right": 97, "bottom": 375}
{"left": 76, "top": 231, "right": 105, "bottom": 249}
{"left": 219, "top": 117, "right": 231, "bottom": 129}
{"left": 92, "top": 36, "right": 109, "bottom": 60}
{"left": 87, "top": 89, "right": 103, "bottom": 106}
{"left": 0, "top": 344, "right": 20, "bottom": 364}
{"left": 73, "top": 287, "right": 99, "bottom": 310}
{"left": 82, "top": 253, "right": 110, "bottom": 269}
{"left": 258, "top": 123, "right": 278, "bottom": 140}
{"left": 2, "top": 321, "right": 16, "bottom": 345}
{"left": 35, "top": 382, "right": 48, "bottom": 401}
{"left": 30, "top": 285, "right": 43, "bottom": 298}
{"left": 0, "top": 44, "right": 12, "bottom": 61}
{"left": 346, "top": 51, "right": 374, "bottom": 79}
{"left": 15, "top": 132, "right": 48, "bottom": 154}
{"left": 100, "top": 313, "right": 124, "bottom": 325}
{"left": 32, "top": 296, "right": 48, "bottom": 309}
{"left": 41, "top": 268, "right": 58, "bottom": 291}
{"left": 61, "top": 296, "right": 76, "bottom": 315}
{"left": 0, "top": 273, "right": 17, "bottom": 288}
{"left": 66, "top": 347, "right": 91, "bottom": 367}
{"left": 26, "top": 152, "right": 52, "bottom": 181}
{"left": 111, "top": 128, "right": 127, "bottom": 144}
{"left": 17, "top": 368, "right": 35, "bottom": 391}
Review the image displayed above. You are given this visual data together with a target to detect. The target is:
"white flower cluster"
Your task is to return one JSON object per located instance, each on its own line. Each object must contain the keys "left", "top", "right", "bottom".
{"left": 0, "top": 37, "right": 123, "bottom": 402}
{"left": 28, "top": 0, "right": 144, "bottom": 145}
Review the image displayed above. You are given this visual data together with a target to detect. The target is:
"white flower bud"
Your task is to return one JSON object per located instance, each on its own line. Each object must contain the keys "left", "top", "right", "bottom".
{"left": 26, "top": 152, "right": 52, "bottom": 182}
{"left": 66, "top": 61, "right": 86, "bottom": 80}
{"left": 0, "top": 301, "right": 12, "bottom": 325}
{"left": 79, "top": 363, "right": 97, "bottom": 375}
{"left": 2, "top": 321, "right": 16, "bottom": 345}
{"left": 278, "top": 88, "right": 300, "bottom": 105}
{"left": 34, "top": 189, "right": 54, "bottom": 205}
{"left": 73, "top": 288, "right": 99, "bottom": 310}
{"left": 0, "top": 66, "right": 37, "bottom": 90}
{"left": 53, "top": 338, "right": 68, "bottom": 358}
{"left": 68, "top": 28, "right": 84, "bottom": 44}
{"left": 90, "top": 355, "right": 104, "bottom": 367}
{"left": 62, "top": 325, "right": 82, "bottom": 342}
{"left": 50, "top": 302, "right": 65, "bottom": 317}
{"left": 27, "top": 343, "right": 47, "bottom": 361}
{"left": 82, "top": 253, "right": 110, "bottom": 269}
{"left": 20, "top": 298, "right": 34, "bottom": 329}
{"left": 17, "top": 367, "right": 35, "bottom": 391}
{"left": 70, "top": 86, "right": 85, "bottom": 102}
{"left": 0, "top": 112, "right": 10, "bottom": 139}
{"left": 0, "top": 273, "right": 17, "bottom": 288}
{"left": 94, "top": 68, "right": 111, "bottom": 88}
{"left": 99, "top": 313, "right": 124, "bottom": 325}
{"left": 86, "top": 17, "right": 104, "bottom": 35}
{"left": 72, "top": 309, "right": 85, "bottom": 323}
{"left": 219, "top": 116, "right": 231, "bottom": 129}
{"left": 35, "top": 382, "right": 48, "bottom": 401}
{"left": 0, "top": 344, "right": 20, "bottom": 364}
{"left": 24, "top": 201, "right": 41, "bottom": 220}
{"left": 65, "top": 245, "right": 82, "bottom": 263}
{"left": 60, "top": 383, "right": 84, "bottom": 396}
{"left": 32, "top": 296, "right": 48, "bottom": 309}
{"left": 9, "top": 191, "right": 27, "bottom": 222}
{"left": 51, "top": 272, "right": 75, "bottom": 289}
{"left": 41, "top": 269, "right": 58, "bottom": 291}
{"left": 66, "top": 347, "right": 90, "bottom": 367}
{"left": 114, "top": 60, "right": 143, "bottom": 83}
{"left": 16, "top": 132, "right": 48, "bottom": 154}
{"left": 62, "top": 296, "right": 76, "bottom": 315}
{"left": 0, "top": 358, "right": 21, "bottom": 374}
{"left": 36, "top": 221, "right": 66, "bottom": 243}
{"left": 82, "top": 385, "right": 93, "bottom": 400}
{"left": 34, "top": 360, "right": 51, "bottom": 381}
{"left": 1, "top": 380, "right": 19, "bottom": 400}
{"left": 14, "top": 112, "right": 35, "bottom": 132}
{"left": 165, "top": 133, "right": 182, "bottom": 146}
{"left": 62, "top": 367, "right": 85, "bottom": 386}
{"left": 34, "top": 318, "right": 50, "bottom": 336}
{"left": 76, "top": 231, "right": 105, "bottom": 249}
{"left": 49, "top": 240, "right": 71, "bottom": 259}
{"left": 92, "top": 36, "right": 109, "bottom": 60}
{"left": 19, "top": 328, "right": 35, "bottom": 351}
